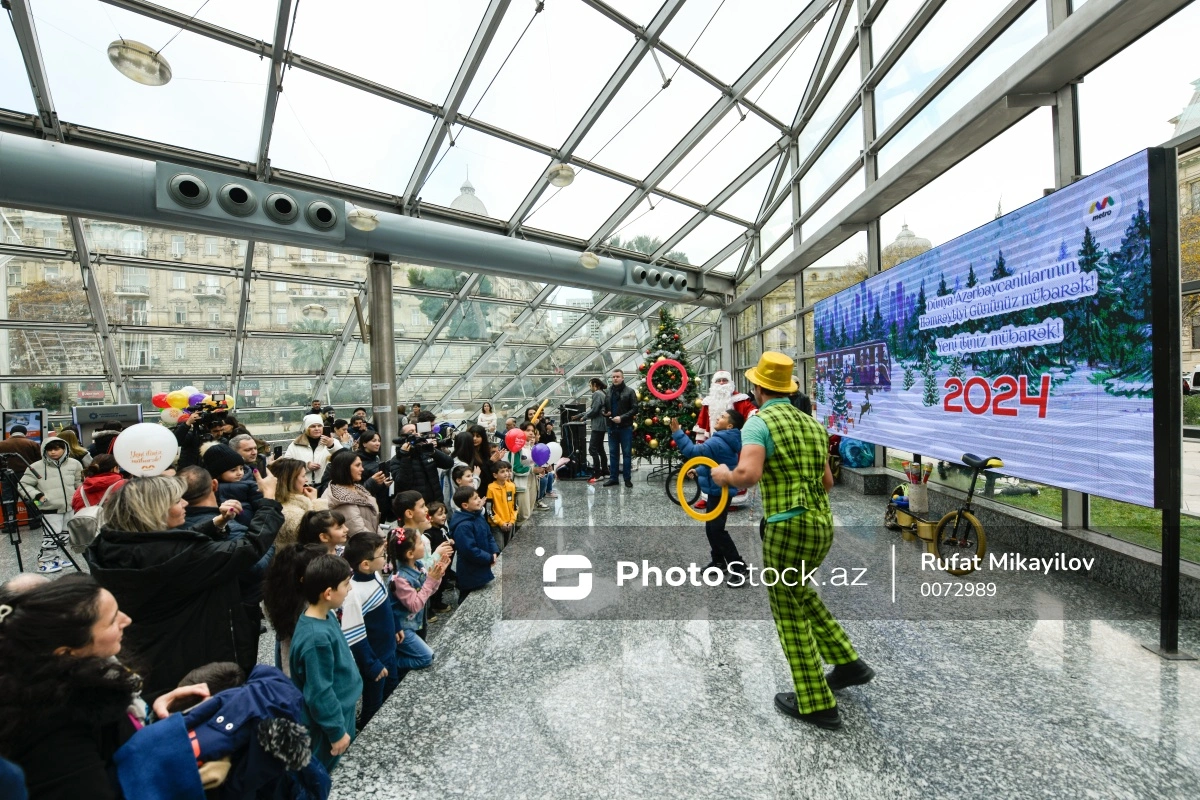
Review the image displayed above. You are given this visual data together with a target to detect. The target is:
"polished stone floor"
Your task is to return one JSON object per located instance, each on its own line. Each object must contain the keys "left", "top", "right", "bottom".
{"left": 333, "top": 474, "right": 1200, "bottom": 800}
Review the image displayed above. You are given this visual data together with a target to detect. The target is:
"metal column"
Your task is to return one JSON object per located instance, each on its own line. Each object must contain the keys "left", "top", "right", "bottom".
{"left": 367, "top": 258, "right": 397, "bottom": 454}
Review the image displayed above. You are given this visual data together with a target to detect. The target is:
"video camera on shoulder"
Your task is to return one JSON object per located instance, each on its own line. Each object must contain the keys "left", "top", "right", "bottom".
{"left": 187, "top": 391, "right": 230, "bottom": 429}
{"left": 393, "top": 420, "right": 438, "bottom": 451}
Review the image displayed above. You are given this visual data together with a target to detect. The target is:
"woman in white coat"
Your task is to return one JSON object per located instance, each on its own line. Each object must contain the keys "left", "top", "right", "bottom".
{"left": 282, "top": 414, "right": 341, "bottom": 487}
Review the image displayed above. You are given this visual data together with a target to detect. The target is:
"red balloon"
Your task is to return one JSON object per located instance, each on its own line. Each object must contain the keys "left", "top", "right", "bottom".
{"left": 505, "top": 428, "right": 527, "bottom": 453}
{"left": 177, "top": 413, "right": 191, "bottom": 423}
{"left": 151, "top": 392, "right": 171, "bottom": 409}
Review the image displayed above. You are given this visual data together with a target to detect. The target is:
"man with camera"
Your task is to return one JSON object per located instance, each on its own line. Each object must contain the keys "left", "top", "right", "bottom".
{"left": 174, "top": 403, "right": 233, "bottom": 470}
{"left": 389, "top": 414, "right": 453, "bottom": 506}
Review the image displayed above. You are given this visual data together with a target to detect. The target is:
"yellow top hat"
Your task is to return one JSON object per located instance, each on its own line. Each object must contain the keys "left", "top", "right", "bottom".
{"left": 745, "top": 351, "right": 798, "bottom": 394}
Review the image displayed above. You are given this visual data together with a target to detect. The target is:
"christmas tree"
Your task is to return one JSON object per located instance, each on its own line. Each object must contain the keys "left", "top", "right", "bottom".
{"left": 903, "top": 363, "right": 916, "bottom": 391}
{"left": 631, "top": 309, "right": 703, "bottom": 462}
{"left": 830, "top": 369, "right": 849, "bottom": 427}
{"left": 921, "top": 357, "right": 940, "bottom": 407}
{"left": 948, "top": 356, "right": 964, "bottom": 379}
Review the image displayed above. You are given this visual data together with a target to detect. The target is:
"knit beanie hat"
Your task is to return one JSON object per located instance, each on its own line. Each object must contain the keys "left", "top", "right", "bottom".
{"left": 203, "top": 443, "right": 245, "bottom": 478}
{"left": 301, "top": 414, "right": 324, "bottom": 430}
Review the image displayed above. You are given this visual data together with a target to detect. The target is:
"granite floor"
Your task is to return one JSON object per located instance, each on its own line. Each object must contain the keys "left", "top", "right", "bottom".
{"left": 332, "top": 475, "right": 1200, "bottom": 800}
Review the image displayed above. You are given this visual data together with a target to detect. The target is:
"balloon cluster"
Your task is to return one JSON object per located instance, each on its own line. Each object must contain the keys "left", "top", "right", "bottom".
{"left": 150, "top": 385, "right": 234, "bottom": 425}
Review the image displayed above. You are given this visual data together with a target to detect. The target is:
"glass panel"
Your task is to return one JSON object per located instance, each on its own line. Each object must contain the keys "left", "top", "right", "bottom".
{"left": 544, "top": 285, "right": 599, "bottom": 309}
{"left": 459, "top": 2, "right": 631, "bottom": 147}
{"left": 239, "top": 338, "right": 343, "bottom": 376}
{"left": 510, "top": 308, "right": 584, "bottom": 345}
{"left": 111, "top": 331, "right": 228, "bottom": 374}
{"left": 470, "top": 276, "right": 543, "bottom": 303}
{"left": 874, "top": 0, "right": 1010, "bottom": 133}
{"left": 668, "top": 215, "right": 747, "bottom": 266}
{"left": 436, "top": 299, "right": 510, "bottom": 341}
{"left": 272, "top": 68, "right": 432, "bottom": 194}
{"left": 1077, "top": 1, "right": 1200, "bottom": 175}
{"left": 749, "top": 6, "right": 835, "bottom": 122}
{"left": 763, "top": 323, "right": 796, "bottom": 356}
{"left": 797, "top": 52, "right": 859, "bottom": 163}
{"left": 0, "top": 19, "right": 35, "bottom": 113}
{"left": 802, "top": 312, "right": 814, "bottom": 355}
{"left": 154, "top": 0, "right": 278, "bottom": 40}
{"left": 83, "top": 219, "right": 246, "bottom": 264}
{"left": 3, "top": 258, "right": 90, "bottom": 322}
{"left": 802, "top": 232, "right": 868, "bottom": 306}
{"left": 663, "top": 0, "right": 806, "bottom": 85}
{"left": 604, "top": 195, "right": 700, "bottom": 263}
{"left": 246, "top": 278, "right": 350, "bottom": 333}
{"left": 601, "top": 293, "right": 658, "bottom": 314}
{"left": 735, "top": 306, "right": 759, "bottom": 338}
{"left": 575, "top": 54, "right": 721, "bottom": 180}
{"left": 338, "top": 340, "right": 421, "bottom": 374}
{"left": 760, "top": 196, "right": 794, "bottom": 255}
{"left": 877, "top": 4, "right": 1047, "bottom": 175}
{"left": 399, "top": 377, "right": 459, "bottom": 406}
{"left": 870, "top": 0, "right": 924, "bottom": 64}
{"left": 418, "top": 129, "right": 555, "bottom": 220}
{"left": 4, "top": 331, "right": 103, "bottom": 376}
{"left": 804, "top": 167, "right": 864, "bottom": 235}
{"left": 658, "top": 110, "right": 781, "bottom": 204}
{"left": 409, "top": 343, "right": 492, "bottom": 375}
{"left": 763, "top": 282, "right": 796, "bottom": 326}
{"left": 715, "top": 157, "right": 781, "bottom": 224}
{"left": 605, "top": 0, "right": 662, "bottom": 25}
{"left": 708, "top": 244, "right": 747, "bottom": 276}
{"left": 397, "top": 265, "right": 468, "bottom": 293}
{"left": 735, "top": 336, "right": 761, "bottom": 369}
{"left": 1, "top": 208, "right": 73, "bottom": 250}
{"left": 329, "top": 377, "right": 371, "bottom": 407}
{"left": 800, "top": 109, "right": 863, "bottom": 208}
{"left": 37, "top": 1, "right": 266, "bottom": 158}
{"left": 259, "top": 245, "right": 369, "bottom": 282}
{"left": 880, "top": 108, "right": 1050, "bottom": 259}
{"left": 288, "top": 0, "right": 489, "bottom": 104}
{"left": 522, "top": 167, "right": 635, "bottom": 239}
{"left": 762, "top": 232, "right": 795, "bottom": 275}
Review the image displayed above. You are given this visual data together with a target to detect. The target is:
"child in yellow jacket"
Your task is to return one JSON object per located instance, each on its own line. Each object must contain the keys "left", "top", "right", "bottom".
{"left": 486, "top": 460, "right": 517, "bottom": 549}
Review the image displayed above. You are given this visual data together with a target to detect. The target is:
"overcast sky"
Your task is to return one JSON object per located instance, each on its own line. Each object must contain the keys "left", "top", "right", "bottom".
{"left": 0, "top": 0, "right": 1196, "bottom": 276}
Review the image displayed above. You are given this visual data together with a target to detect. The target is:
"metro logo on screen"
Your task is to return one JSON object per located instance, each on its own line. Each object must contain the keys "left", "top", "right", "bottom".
{"left": 813, "top": 151, "right": 1156, "bottom": 508}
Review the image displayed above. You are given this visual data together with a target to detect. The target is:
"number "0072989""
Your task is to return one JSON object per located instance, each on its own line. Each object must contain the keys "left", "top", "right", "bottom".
{"left": 943, "top": 374, "right": 1050, "bottom": 418}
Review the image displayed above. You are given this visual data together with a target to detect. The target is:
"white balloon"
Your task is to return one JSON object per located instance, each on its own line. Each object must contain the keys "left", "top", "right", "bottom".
{"left": 112, "top": 423, "right": 180, "bottom": 477}
{"left": 179, "top": 385, "right": 200, "bottom": 397}
{"left": 546, "top": 442, "right": 563, "bottom": 464}
{"left": 159, "top": 407, "right": 182, "bottom": 424}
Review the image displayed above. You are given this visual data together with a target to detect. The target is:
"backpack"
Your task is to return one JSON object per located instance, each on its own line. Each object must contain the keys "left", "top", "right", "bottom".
{"left": 67, "top": 482, "right": 116, "bottom": 552}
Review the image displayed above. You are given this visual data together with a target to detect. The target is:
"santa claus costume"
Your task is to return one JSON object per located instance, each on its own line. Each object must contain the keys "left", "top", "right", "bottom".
{"left": 693, "top": 371, "right": 756, "bottom": 508}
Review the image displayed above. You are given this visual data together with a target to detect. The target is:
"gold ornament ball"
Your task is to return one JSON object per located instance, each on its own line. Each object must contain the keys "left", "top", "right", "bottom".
{"left": 632, "top": 422, "right": 638, "bottom": 430}
{"left": 662, "top": 417, "right": 670, "bottom": 425}
{"left": 693, "top": 397, "right": 703, "bottom": 407}
{"left": 649, "top": 438, "right": 659, "bottom": 449}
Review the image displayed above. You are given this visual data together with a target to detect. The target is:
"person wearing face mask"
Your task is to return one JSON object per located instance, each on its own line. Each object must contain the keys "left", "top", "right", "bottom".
{"left": 0, "top": 575, "right": 211, "bottom": 800}
{"left": 283, "top": 414, "right": 342, "bottom": 488}
{"left": 85, "top": 470, "right": 282, "bottom": 701}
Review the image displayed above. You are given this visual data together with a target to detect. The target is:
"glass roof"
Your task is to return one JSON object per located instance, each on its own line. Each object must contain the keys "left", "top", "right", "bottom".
{"left": 2, "top": 0, "right": 1180, "bottom": 421}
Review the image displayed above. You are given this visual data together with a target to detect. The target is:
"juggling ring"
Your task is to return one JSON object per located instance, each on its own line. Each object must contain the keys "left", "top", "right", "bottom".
{"left": 646, "top": 358, "right": 689, "bottom": 401}
{"left": 677, "top": 456, "right": 729, "bottom": 522}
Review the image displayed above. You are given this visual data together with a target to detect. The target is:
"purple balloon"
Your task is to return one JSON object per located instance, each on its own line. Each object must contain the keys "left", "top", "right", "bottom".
{"left": 531, "top": 443, "right": 551, "bottom": 466}
{"left": 188, "top": 392, "right": 208, "bottom": 407}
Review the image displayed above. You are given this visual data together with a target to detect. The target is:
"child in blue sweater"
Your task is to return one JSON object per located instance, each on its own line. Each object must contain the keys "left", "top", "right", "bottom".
{"left": 669, "top": 409, "right": 745, "bottom": 573}
{"left": 290, "top": 554, "right": 363, "bottom": 772}
{"left": 340, "top": 531, "right": 398, "bottom": 730}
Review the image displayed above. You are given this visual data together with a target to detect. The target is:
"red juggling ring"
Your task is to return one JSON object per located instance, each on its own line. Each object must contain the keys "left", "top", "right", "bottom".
{"left": 646, "top": 359, "right": 688, "bottom": 401}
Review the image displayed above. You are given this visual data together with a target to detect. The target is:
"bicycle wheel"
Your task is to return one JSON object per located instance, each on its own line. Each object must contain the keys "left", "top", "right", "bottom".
{"left": 928, "top": 510, "right": 986, "bottom": 575}
{"left": 665, "top": 465, "right": 701, "bottom": 507}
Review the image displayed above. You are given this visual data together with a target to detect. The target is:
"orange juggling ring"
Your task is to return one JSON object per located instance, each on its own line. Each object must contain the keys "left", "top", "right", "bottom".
{"left": 646, "top": 358, "right": 688, "bottom": 401}
{"left": 529, "top": 398, "right": 550, "bottom": 425}
{"left": 677, "top": 456, "right": 729, "bottom": 522}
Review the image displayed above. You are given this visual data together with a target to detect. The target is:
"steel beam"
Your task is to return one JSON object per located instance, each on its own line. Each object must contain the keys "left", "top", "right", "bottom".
{"left": 254, "top": 0, "right": 295, "bottom": 181}
{"left": 405, "top": 0, "right": 513, "bottom": 205}
{"left": 728, "top": 0, "right": 1194, "bottom": 311}
{"left": 70, "top": 217, "right": 127, "bottom": 402}
{"left": 366, "top": 259, "right": 398, "bottom": 450}
{"left": 795, "top": 0, "right": 852, "bottom": 131}
{"left": 7, "top": 0, "right": 61, "bottom": 140}
{"left": 586, "top": 1, "right": 832, "bottom": 250}
{"left": 229, "top": 240, "right": 256, "bottom": 396}
{"left": 505, "top": 0, "right": 686, "bottom": 231}
{"left": 862, "top": 0, "right": 949, "bottom": 91}
{"left": 312, "top": 286, "right": 368, "bottom": 403}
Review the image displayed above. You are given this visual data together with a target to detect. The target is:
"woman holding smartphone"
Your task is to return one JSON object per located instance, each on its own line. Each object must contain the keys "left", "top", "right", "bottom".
{"left": 282, "top": 414, "right": 341, "bottom": 487}
{"left": 355, "top": 431, "right": 394, "bottom": 523}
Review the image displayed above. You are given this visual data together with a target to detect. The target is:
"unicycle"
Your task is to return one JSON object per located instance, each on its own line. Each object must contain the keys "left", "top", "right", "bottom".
{"left": 930, "top": 453, "right": 1001, "bottom": 575}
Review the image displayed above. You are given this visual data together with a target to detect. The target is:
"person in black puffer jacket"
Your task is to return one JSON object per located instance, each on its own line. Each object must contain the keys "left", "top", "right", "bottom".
{"left": 355, "top": 430, "right": 394, "bottom": 523}
{"left": 86, "top": 470, "right": 282, "bottom": 701}
{"left": 389, "top": 422, "right": 453, "bottom": 507}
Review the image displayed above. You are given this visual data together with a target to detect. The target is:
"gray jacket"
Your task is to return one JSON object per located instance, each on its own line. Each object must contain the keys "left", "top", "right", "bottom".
{"left": 580, "top": 389, "right": 607, "bottom": 433}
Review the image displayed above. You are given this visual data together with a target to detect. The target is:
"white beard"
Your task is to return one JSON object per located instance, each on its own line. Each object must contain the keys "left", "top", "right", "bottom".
{"left": 706, "top": 383, "right": 734, "bottom": 430}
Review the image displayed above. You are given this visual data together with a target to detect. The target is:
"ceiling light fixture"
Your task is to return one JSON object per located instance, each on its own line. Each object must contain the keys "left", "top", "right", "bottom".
{"left": 347, "top": 206, "right": 379, "bottom": 232}
{"left": 107, "top": 40, "right": 172, "bottom": 86}
{"left": 578, "top": 251, "right": 600, "bottom": 270}
{"left": 547, "top": 163, "right": 576, "bottom": 188}
{"left": 301, "top": 303, "right": 329, "bottom": 319}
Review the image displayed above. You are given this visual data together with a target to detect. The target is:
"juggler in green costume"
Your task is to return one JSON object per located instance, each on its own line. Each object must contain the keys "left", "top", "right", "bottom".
{"left": 712, "top": 352, "right": 875, "bottom": 730}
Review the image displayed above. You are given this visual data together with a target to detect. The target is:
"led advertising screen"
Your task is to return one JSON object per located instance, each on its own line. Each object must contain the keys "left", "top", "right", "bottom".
{"left": 813, "top": 151, "right": 1158, "bottom": 507}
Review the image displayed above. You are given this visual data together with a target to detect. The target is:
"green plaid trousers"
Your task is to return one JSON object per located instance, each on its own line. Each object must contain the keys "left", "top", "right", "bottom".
{"left": 763, "top": 515, "right": 859, "bottom": 713}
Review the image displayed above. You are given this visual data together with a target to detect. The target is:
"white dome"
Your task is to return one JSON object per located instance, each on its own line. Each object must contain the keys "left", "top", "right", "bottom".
{"left": 450, "top": 176, "right": 488, "bottom": 217}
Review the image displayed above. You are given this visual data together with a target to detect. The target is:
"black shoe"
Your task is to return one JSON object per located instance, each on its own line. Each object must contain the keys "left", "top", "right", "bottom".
{"left": 624, "top": 480, "right": 633, "bottom": 488}
{"left": 773, "top": 693, "right": 842, "bottom": 730}
{"left": 602, "top": 480, "right": 619, "bottom": 487}
{"left": 825, "top": 659, "right": 875, "bottom": 692}
{"left": 702, "top": 560, "right": 723, "bottom": 571}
